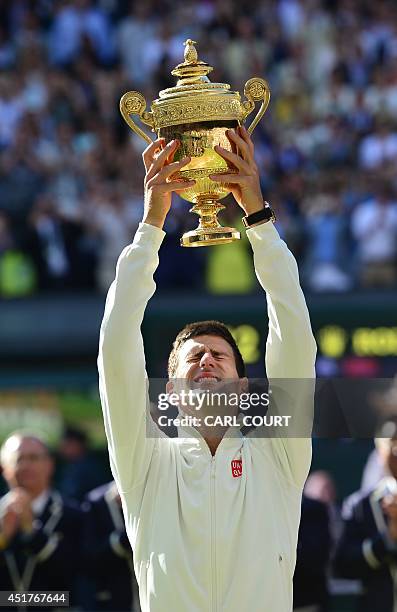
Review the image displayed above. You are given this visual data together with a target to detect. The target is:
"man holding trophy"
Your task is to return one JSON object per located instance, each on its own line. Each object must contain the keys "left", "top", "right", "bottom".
{"left": 99, "top": 41, "right": 316, "bottom": 612}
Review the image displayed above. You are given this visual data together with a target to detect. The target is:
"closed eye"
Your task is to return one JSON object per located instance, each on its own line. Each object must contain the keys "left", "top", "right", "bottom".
{"left": 187, "top": 354, "right": 202, "bottom": 363}
{"left": 186, "top": 350, "right": 229, "bottom": 362}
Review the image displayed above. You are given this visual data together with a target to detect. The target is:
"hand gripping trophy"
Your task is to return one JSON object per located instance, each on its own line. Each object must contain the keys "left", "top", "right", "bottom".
{"left": 120, "top": 39, "right": 270, "bottom": 247}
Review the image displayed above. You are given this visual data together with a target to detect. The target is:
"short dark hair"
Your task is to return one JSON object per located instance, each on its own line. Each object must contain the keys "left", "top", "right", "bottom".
{"left": 62, "top": 426, "right": 88, "bottom": 446}
{"left": 168, "top": 320, "right": 246, "bottom": 378}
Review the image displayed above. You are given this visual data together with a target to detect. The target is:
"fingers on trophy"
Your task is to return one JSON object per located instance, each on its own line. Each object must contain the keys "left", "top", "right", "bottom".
{"left": 120, "top": 39, "right": 270, "bottom": 247}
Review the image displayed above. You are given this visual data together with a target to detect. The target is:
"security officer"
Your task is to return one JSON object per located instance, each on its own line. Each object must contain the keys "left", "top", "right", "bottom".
{"left": 0, "top": 432, "right": 83, "bottom": 609}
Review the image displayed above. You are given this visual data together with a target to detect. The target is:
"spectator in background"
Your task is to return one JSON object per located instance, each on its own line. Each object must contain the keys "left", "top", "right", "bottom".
{"left": 84, "top": 181, "right": 139, "bottom": 292}
{"left": 293, "top": 495, "right": 331, "bottom": 612}
{"left": 302, "top": 182, "right": 351, "bottom": 292}
{"left": 0, "top": 73, "right": 25, "bottom": 149}
{"left": 0, "top": 432, "right": 82, "bottom": 605}
{"left": 43, "top": 120, "right": 85, "bottom": 221}
{"left": 25, "top": 193, "right": 95, "bottom": 290}
{"left": 117, "top": 3, "right": 158, "bottom": 87}
{"left": 0, "top": 106, "right": 44, "bottom": 223}
{"left": 358, "top": 121, "right": 397, "bottom": 170}
{"left": 305, "top": 470, "right": 342, "bottom": 544}
{"left": 0, "top": 25, "right": 15, "bottom": 70}
{"left": 334, "top": 416, "right": 397, "bottom": 612}
{"left": 361, "top": 379, "right": 397, "bottom": 492}
{"left": 82, "top": 481, "right": 139, "bottom": 611}
{"left": 351, "top": 183, "right": 397, "bottom": 287}
{"left": 48, "top": 0, "right": 115, "bottom": 67}
{"left": 57, "top": 426, "right": 104, "bottom": 502}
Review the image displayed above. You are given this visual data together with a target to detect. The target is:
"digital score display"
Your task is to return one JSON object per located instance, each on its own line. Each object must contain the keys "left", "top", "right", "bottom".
{"left": 317, "top": 326, "right": 397, "bottom": 359}
{"left": 229, "top": 323, "right": 397, "bottom": 369}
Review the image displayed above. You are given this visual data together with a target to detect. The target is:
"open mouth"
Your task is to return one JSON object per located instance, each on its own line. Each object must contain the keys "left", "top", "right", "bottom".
{"left": 193, "top": 375, "right": 221, "bottom": 384}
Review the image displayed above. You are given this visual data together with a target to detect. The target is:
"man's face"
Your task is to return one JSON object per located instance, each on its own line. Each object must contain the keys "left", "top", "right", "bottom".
{"left": 2, "top": 437, "right": 53, "bottom": 495}
{"left": 173, "top": 334, "right": 240, "bottom": 384}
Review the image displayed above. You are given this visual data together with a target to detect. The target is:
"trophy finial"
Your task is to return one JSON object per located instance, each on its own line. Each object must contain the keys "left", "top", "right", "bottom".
{"left": 183, "top": 39, "right": 198, "bottom": 64}
{"left": 171, "top": 39, "right": 212, "bottom": 80}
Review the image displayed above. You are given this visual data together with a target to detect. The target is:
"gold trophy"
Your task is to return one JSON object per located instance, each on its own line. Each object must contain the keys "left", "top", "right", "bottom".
{"left": 120, "top": 39, "right": 270, "bottom": 247}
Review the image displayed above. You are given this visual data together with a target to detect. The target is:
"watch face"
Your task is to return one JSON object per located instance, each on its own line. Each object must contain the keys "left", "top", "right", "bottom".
{"left": 269, "top": 208, "right": 276, "bottom": 223}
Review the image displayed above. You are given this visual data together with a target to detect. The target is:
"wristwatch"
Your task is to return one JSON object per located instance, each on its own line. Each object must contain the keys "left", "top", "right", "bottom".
{"left": 242, "top": 202, "right": 276, "bottom": 228}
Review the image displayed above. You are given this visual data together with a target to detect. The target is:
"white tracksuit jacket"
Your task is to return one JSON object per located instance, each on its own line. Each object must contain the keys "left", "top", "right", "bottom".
{"left": 98, "top": 221, "right": 317, "bottom": 612}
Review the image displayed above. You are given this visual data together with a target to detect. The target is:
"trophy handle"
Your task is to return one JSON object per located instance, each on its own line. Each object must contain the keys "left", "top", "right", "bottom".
{"left": 241, "top": 78, "right": 271, "bottom": 134}
{"left": 119, "top": 91, "right": 155, "bottom": 144}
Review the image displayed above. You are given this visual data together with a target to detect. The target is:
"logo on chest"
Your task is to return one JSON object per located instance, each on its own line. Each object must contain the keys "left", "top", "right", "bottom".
{"left": 231, "top": 459, "right": 243, "bottom": 478}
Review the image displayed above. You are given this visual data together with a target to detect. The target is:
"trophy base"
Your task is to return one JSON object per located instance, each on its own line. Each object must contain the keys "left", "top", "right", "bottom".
{"left": 181, "top": 227, "right": 241, "bottom": 247}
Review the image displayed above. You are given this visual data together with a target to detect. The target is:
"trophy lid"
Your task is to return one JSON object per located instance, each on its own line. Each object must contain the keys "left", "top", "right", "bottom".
{"left": 170, "top": 39, "right": 213, "bottom": 82}
{"left": 151, "top": 39, "right": 242, "bottom": 129}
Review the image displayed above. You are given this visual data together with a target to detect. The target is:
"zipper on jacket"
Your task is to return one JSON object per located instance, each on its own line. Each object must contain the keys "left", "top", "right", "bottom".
{"left": 210, "top": 457, "right": 217, "bottom": 612}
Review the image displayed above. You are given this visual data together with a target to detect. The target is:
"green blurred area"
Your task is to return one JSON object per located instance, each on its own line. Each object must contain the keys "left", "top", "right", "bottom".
{"left": 0, "top": 388, "right": 103, "bottom": 448}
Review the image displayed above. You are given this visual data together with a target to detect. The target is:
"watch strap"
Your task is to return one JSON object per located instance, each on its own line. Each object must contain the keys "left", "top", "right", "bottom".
{"left": 242, "top": 203, "right": 276, "bottom": 228}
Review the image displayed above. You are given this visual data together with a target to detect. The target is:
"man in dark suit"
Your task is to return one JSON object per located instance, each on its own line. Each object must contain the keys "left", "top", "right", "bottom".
{"left": 334, "top": 416, "right": 397, "bottom": 612}
{"left": 293, "top": 495, "right": 331, "bottom": 611}
{"left": 0, "top": 432, "right": 83, "bottom": 609}
{"left": 82, "top": 481, "right": 139, "bottom": 611}
{"left": 57, "top": 426, "right": 105, "bottom": 502}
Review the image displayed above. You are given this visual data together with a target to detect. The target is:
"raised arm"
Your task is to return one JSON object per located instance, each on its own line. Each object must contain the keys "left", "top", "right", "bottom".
{"left": 98, "top": 139, "right": 193, "bottom": 493}
{"left": 247, "top": 218, "right": 316, "bottom": 487}
{"left": 247, "top": 222, "right": 316, "bottom": 379}
{"left": 98, "top": 224, "right": 164, "bottom": 493}
{"left": 213, "top": 126, "right": 316, "bottom": 487}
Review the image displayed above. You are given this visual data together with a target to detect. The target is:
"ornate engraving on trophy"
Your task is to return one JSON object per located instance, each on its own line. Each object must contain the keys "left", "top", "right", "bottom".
{"left": 119, "top": 39, "right": 270, "bottom": 246}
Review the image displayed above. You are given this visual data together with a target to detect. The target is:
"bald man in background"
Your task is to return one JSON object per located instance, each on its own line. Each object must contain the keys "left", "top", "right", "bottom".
{"left": 0, "top": 433, "right": 82, "bottom": 607}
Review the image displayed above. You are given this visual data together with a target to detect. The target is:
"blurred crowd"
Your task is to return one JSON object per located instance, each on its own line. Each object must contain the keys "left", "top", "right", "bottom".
{"left": 1, "top": 0, "right": 397, "bottom": 296}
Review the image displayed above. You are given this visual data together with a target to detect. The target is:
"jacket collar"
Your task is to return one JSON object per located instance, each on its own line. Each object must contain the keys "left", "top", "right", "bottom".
{"left": 31, "top": 489, "right": 51, "bottom": 517}
{"left": 370, "top": 477, "right": 397, "bottom": 547}
{"left": 177, "top": 415, "right": 244, "bottom": 453}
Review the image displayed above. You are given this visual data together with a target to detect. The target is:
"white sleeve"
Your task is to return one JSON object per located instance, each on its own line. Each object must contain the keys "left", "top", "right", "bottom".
{"left": 98, "top": 222, "right": 165, "bottom": 493}
{"left": 246, "top": 222, "right": 317, "bottom": 488}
